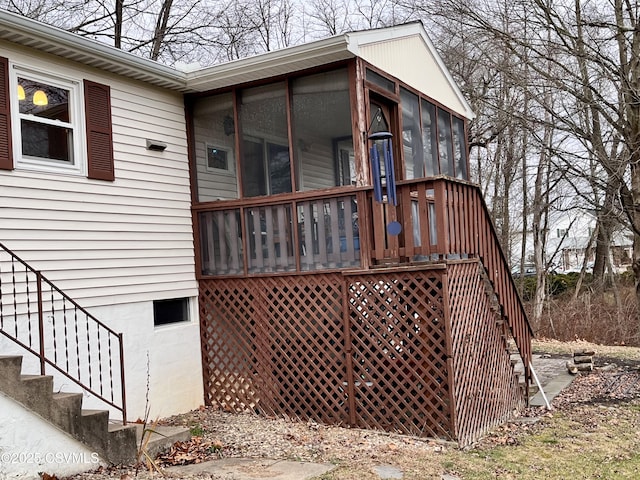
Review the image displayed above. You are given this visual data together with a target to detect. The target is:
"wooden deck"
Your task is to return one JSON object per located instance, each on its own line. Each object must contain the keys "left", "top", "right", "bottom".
{"left": 195, "top": 176, "right": 532, "bottom": 445}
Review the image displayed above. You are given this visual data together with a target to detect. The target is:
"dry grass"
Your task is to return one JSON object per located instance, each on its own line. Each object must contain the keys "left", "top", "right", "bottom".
{"left": 532, "top": 338, "right": 640, "bottom": 361}
{"left": 531, "top": 286, "right": 640, "bottom": 346}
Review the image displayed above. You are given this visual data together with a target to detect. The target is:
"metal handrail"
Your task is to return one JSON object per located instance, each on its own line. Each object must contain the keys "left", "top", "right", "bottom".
{"left": 0, "top": 242, "right": 126, "bottom": 424}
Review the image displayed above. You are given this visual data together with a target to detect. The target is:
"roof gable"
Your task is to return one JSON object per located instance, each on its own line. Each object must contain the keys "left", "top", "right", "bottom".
{"left": 0, "top": 11, "right": 473, "bottom": 118}
{"left": 348, "top": 23, "right": 473, "bottom": 119}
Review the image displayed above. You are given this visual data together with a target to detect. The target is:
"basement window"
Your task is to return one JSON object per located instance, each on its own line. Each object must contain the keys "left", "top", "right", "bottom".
{"left": 153, "top": 297, "right": 190, "bottom": 326}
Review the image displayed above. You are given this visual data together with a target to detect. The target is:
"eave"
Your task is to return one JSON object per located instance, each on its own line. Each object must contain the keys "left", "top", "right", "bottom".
{"left": 0, "top": 8, "right": 189, "bottom": 92}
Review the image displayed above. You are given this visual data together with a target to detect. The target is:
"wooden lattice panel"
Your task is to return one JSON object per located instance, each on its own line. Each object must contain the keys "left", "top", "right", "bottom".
{"left": 346, "top": 269, "right": 453, "bottom": 439}
{"left": 200, "top": 274, "right": 349, "bottom": 425}
{"left": 257, "top": 274, "right": 349, "bottom": 424}
{"left": 447, "top": 261, "right": 525, "bottom": 446}
{"left": 199, "top": 280, "right": 263, "bottom": 411}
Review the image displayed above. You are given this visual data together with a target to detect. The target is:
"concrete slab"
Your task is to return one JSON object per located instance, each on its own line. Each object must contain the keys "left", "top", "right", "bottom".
{"left": 166, "top": 458, "right": 335, "bottom": 480}
{"left": 374, "top": 464, "right": 403, "bottom": 478}
{"left": 530, "top": 371, "right": 576, "bottom": 407}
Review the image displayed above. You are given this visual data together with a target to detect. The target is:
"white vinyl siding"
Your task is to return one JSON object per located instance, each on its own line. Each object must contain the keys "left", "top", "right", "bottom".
{"left": 0, "top": 43, "right": 196, "bottom": 307}
{"left": 297, "top": 139, "right": 335, "bottom": 191}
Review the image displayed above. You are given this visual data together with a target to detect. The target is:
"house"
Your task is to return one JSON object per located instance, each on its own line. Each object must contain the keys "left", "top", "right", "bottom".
{"left": 0, "top": 9, "right": 532, "bottom": 470}
{"left": 547, "top": 211, "right": 632, "bottom": 274}
{"left": 512, "top": 209, "right": 633, "bottom": 274}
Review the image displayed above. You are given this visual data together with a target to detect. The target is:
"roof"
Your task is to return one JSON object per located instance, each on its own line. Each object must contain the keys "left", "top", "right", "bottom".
{"left": 0, "top": 10, "right": 473, "bottom": 117}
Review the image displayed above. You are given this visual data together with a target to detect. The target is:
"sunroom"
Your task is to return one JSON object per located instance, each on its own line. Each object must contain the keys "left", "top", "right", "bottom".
{"left": 191, "top": 64, "right": 469, "bottom": 275}
{"left": 188, "top": 22, "right": 532, "bottom": 446}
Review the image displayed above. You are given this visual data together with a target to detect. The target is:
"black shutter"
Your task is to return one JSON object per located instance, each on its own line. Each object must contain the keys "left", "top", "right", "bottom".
{"left": 0, "top": 56, "right": 14, "bottom": 171}
{"left": 84, "top": 79, "right": 114, "bottom": 181}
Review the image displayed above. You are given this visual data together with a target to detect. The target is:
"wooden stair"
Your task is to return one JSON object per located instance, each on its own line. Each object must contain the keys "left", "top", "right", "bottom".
{"left": 0, "top": 355, "right": 137, "bottom": 464}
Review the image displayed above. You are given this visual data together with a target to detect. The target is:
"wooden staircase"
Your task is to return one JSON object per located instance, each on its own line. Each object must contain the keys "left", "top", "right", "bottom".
{"left": 0, "top": 355, "right": 137, "bottom": 464}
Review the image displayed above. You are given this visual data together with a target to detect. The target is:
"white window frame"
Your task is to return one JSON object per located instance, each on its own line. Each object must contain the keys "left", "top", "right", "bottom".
{"left": 9, "top": 64, "right": 86, "bottom": 176}
{"left": 205, "top": 143, "right": 234, "bottom": 175}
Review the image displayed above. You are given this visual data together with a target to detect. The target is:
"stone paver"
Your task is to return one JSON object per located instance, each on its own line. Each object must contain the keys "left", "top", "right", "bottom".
{"left": 373, "top": 464, "right": 403, "bottom": 479}
{"left": 166, "top": 458, "right": 334, "bottom": 480}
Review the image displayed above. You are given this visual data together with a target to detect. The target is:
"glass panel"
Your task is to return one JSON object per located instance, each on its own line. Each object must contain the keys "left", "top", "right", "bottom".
{"left": 366, "top": 69, "right": 396, "bottom": 92}
{"left": 369, "top": 102, "right": 389, "bottom": 134}
{"left": 298, "top": 195, "right": 360, "bottom": 271}
{"left": 336, "top": 139, "right": 356, "bottom": 186}
{"left": 421, "top": 99, "right": 438, "bottom": 176}
{"left": 453, "top": 116, "right": 468, "bottom": 179}
{"left": 18, "top": 78, "right": 69, "bottom": 121}
{"left": 437, "top": 108, "right": 454, "bottom": 176}
{"left": 245, "top": 204, "right": 296, "bottom": 273}
{"left": 199, "top": 209, "right": 243, "bottom": 275}
{"left": 21, "top": 120, "right": 72, "bottom": 163}
{"left": 192, "top": 92, "right": 238, "bottom": 201}
{"left": 401, "top": 88, "right": 423, "bottom": 179}
{"left": 240, "top": 83, "right": 291, "bottom": 197}
{"left": 292, "top": 69, "right": 354, "bottom": 191}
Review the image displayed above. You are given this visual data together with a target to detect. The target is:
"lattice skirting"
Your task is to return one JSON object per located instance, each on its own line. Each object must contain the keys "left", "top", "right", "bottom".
{"left": 199, "top": 261, "right": 525, "bottom": 445}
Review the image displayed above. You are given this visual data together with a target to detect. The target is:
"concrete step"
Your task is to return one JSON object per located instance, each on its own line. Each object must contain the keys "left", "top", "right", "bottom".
{"left": 134, "top": 424, "right": 191, "bottom": 460}
{"left": 16, "top": 374, "right": 54, "bottom": 417}
{"left": 0, "top": 355, "right": 137, "bottom": 465}
{"left": 80, "top": 409, "right": 110, "bottom": 457}
{"left": 0, "top": 355, "right": 23, "bottom": 382}
{"left": 107, "top": 422, "right": 138, "bottom": 465}
{"left": 51, "top": 392, "right": 83, "bottom": 435}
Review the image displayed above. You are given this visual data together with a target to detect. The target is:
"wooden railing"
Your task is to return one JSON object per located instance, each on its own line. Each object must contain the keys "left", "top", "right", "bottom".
{"left": 196, "top": 191, "right": 362, "bottom": 275}
{"left": 195, "top": 178, "right": 532, "bottom": 380}
{"left": 364, "top": 177, "right": 533, "bottom": 379}
{"left": 0, "top": 242, "right": 127, "bottom": 424}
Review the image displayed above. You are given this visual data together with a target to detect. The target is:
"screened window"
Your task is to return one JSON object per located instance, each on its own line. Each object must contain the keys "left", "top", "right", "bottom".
{"left": 401, "top": 88, "right": 423, "bottom": 179}
{"left": 452, "top": 116, "right": 468, "bottom": 179}
{"left": 366, "top": 69, "right": 396, "bottom": 92}
{"left": 437, "top": 108, "right": 454, "bottom": 177}
{"left": 291, "top": 69, "right": 354, "bottom": 190}
{"left": 193, "top": 93, "right": 238, "bottom": 201}
{"left": 240, "top": 83, "right": 291, "bottom": 197}
{"left": 397, "top": 86, "right": 467, "bottom": 180}
{"left": 421, "top": 99, "right": 439, "bottom": 176}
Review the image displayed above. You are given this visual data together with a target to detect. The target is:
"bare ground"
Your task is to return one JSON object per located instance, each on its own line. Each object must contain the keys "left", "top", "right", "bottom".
{"left": 66, "top": 340, "right": 640, "bottom": 480}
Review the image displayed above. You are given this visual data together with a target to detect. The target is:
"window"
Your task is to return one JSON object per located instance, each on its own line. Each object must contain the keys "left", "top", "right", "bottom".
{"left": 291, "top": 69, "right": 354, "bottom": 191}
{"left": 240, "top": 83, "right": 291, "bottom": 197}
{"left": 11, "top": 68, "right": 83, "bottom": 174}
{"left": 401, "top": 88, "right": 422, "bottom": 179}
{"left": 241, "top": 137, "right": 291, "bottom": 197}
{"left": 206, "top": 145, "right": 233, "bottom": 173}
{"left": 437, "top": 108, "right": 454, "bottom": 177}
{"left": 452, "top": 116, "right": 468, "bottom": 179}
{"left": 0, "top": 56, "right": 114, "bottom": 180}
{"left": 366, "top": 69, "right": 396, "bottom": 93}
{"left": 153, "top": 297, "right": 190, "bottom": 326}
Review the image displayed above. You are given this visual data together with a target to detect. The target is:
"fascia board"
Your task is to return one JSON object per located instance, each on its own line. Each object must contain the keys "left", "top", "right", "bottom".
{"left": 0, "top": 9, "right": 188, "bottom": 91}
{"left": 185, "top": 34, "right": 355, "bottom": 92}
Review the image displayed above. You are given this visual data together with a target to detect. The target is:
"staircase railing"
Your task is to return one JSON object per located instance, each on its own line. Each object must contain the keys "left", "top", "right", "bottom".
{"left": 365, "top": 176, "right": 533, "bottom": 384}
{"left": 0, "top": 242, "right": 126, "bottom": 424}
